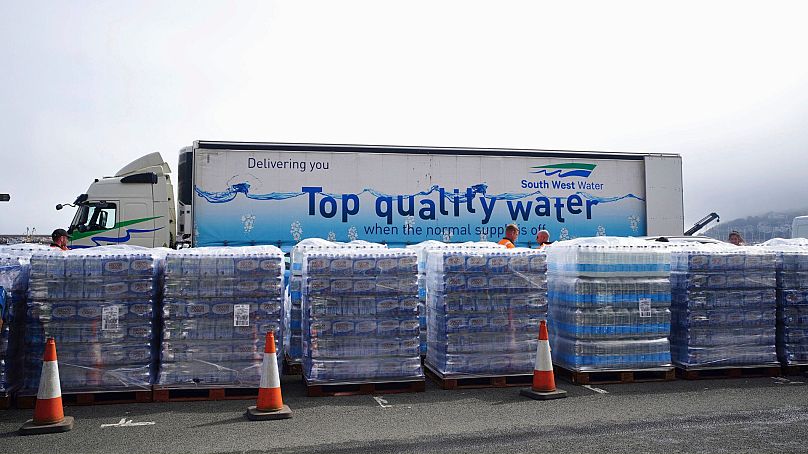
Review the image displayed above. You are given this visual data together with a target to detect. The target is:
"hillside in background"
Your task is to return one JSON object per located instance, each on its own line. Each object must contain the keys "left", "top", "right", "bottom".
{"left": 704, "top": 209, "right": 808, "bottom": 244}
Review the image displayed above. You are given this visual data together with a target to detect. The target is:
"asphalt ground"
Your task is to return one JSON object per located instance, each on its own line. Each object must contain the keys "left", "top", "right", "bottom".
{"left": 1, "top": 374, "right": 807, "bottom": 454}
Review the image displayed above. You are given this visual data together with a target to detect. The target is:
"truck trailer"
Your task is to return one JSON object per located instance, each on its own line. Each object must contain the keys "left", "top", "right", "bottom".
{"left": 63, "top": 141, "right": 684, "bottom": 250}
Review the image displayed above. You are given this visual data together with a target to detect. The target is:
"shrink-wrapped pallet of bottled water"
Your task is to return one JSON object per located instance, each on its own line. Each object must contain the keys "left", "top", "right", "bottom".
{"left": 286, "top": 239, "right": 386, "bottom": 365}
{"left": 0, "top": 287, "right": 11, "bottom": 395}
{"left": 425, "top": 248, "right": 548, "bottom": 377}
{"left": 22, "top": 246, "right": 165, "bottom": 393}
{"left": 406, "top": 241, "right": 504, "bottom": 356}
{"left": 547, "top": 237, "right": 673, "bottom": 372}
{"left": 759, "top": 238, "right": 808, "bottom": 366}
{"left": 158, "top": 246, "right": 285, "bottom": 387}
{"left": 669, "top": 245, "right": 778, "bottom": 369}
{"left": 0, "top": 245, "right": 49, "bottom": 395}
{"left": 301, "top": 248, "right": 422, "bottom": 383}
{"left": 0, "top": 255, "right": 26, "bottom": 395}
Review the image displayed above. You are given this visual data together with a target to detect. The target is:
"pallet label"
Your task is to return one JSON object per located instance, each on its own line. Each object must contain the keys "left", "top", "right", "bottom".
{"left": 102, "top": 306, "right": 119, "bottom": 331}
{"left": 639, "top": 298, "right": 651, "bottom": 317}
{"left": 234, "top": 304, "right": 250, "bottom": 327}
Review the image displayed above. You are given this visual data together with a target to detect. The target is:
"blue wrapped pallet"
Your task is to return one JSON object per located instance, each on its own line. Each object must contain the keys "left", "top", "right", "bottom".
{"left": 302, "top": 248, "right": 422, "bottom": 384}
{"left": 0, "top": 245, "right": 48, "bottom": 396}
{"left": 760, "top": 239, "right": 808, "bottom": 366}
{"left": 425, "top": 248, "right": 548, "bottom": 377}
{"left": 158, "top": 246, "right": 284, "bottom": 387}
{"left": 547, "top": 237, "right": 672, "bottom": 372}
{"left": 0, "top": 256, "right": 24, "bottom": 396}
{"left": 21, "top": 247, "right": 164, "bottom": 394}
{"left": 670, "top": 246, "right": 779, "bottom": 369}
{"left": 286, "top": 239, "right": 386, "bottom": 366}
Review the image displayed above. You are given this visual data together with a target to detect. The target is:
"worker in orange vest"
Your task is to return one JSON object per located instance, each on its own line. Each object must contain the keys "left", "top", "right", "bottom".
{"left": 498, "top": 224, "right": 519, "bottom": 249}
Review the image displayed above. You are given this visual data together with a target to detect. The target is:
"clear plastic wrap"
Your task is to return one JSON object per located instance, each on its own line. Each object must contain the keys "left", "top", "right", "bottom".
{"left": 552, "top": 337, "right": 672, "bottom": 370}
{"left": 547, "top": 237, "right": 673, "bottom": 372}
{"left": 406, "top": 241, "right": 504, "bottom": 356}
{"left": 286, "top": 240, "right": 387, "bottom": 364}
{"left": 22, "top": 246, "right": 165, "bottom": 394}
{"left": 758, "top": 240, "right": 808, "bottom": 366}
{"left": 0, "top": 246, "right": 44, "bottom": 394}
{"left": 159, "top": 246, "right": 284, "bottom": 387}
{"left": 670, "top": 246, "right": 779, "bottom": 369}
{"left": 0, "top": 288, "right": 9, "bottom": 393}
{"left": 302, "top": 248, "right": 423, "bottom": 384}
{"left": 546, "top": 237, "right": 670, "bottom": 277}
{"left": 425, "top": 248, "right": 547, "bottom": 377}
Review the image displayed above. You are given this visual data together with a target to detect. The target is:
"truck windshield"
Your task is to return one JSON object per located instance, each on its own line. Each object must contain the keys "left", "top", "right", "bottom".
{"left": 70, "top": 203, "right": 117, "bottom": 232}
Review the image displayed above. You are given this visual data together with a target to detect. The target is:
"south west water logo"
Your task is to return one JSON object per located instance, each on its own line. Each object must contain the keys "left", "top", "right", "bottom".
{"left": 530, "top": 163, "right": 596, "bottom": 178}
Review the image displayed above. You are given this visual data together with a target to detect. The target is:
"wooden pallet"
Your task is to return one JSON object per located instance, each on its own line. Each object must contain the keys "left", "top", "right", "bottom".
{"left": 283, "top": 358, "right": 303, "bottom": 376}
{"left": 152, "top": 387, "right": 259, "bottom": 402}
{"left": 15, "top": 389, "right": 152, "bottom": 409}
{"left": 782, "top": 364, "right": 808, "bottom": 376}
{"left": 425, "top": 365, "right": 533, "bottom": 390}
{"left": 676, "top": 366, "right": 781, "bottom": 380}
{"left": 0, "top": 393, "right": 11, "bottom": 410}
{"left": 304, "top": 377, "right": 425, "bottom": 397}
{"left": 555, "top": 366, "right": 676, "bottom": 385}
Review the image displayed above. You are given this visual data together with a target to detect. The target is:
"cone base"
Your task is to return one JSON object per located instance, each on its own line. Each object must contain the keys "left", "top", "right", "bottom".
{"left": 19, "top": 416, "right": 74, "bottom": 435}
{"left": 520, "top": 388, "right": 568, "bottom": 400}
{"left": 245, "top": 405, "right": 292, "bottom": 421}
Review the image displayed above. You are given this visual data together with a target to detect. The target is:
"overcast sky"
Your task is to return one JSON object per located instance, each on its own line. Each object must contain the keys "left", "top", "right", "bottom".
{"left": 2, "top": 0, "right": 807, "bottom": 235}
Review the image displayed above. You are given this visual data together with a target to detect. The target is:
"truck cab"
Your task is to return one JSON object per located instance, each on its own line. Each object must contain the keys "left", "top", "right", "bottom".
{"left": 65, "top": 153, "right": 177, "bottom": 248}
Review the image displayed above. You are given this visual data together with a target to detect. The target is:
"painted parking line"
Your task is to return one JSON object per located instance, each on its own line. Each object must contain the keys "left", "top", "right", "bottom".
{"left": 101, "top": 418, "right": 156, "bottom": 428}
{"left": 373, "top": 396, "right": 392, "bottom": 408}
{"left": 582, "top": 384, "right": 609, "bottom": 394}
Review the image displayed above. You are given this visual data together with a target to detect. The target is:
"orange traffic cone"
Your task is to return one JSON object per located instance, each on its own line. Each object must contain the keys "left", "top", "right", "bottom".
{"left": 20, "top": 338, "right": 75, "bottom": 435}
{"left": 245, "top": 331, "right": 292, "bottom": 420}
{"left": 520, "top": 320, "right": 567, "bottom": 400}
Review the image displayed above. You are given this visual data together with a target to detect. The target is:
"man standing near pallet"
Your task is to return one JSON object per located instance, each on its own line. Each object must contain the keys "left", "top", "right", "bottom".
{"left": 498, "top": 224, "right": 519, "bottom": 249}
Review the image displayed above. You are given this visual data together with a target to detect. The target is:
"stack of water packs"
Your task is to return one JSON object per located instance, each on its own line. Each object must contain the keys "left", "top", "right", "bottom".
{"left": 425, "top": 248, "right": 548, "bottom": 376}
{"left": 670, "top": 245, "right": 778, "bottom": 369}
{"left": 407, "top": 241, "right": 504, "bottom": 356}
{"left": 0, "top": 244, "right": 50, "bottom": 395}
{"left": 760, "top": 239, "right": 808, "bottom": 366}
{"left": 0, "top": 253, "right": 26, "bottom": 394}
{"left": 159, "top": 246, "right": 284, "bottom": 387}
{"left": 287, "top": 239, "right": 386, "bottom": 365}
{"left": 23, "top": 246, "right": 164, "bottom": 393}
{"left": 301, "top": 248, "right": 422, "bottom": 383}
{"left": 547, "top": 237, "right": 672, "bottom": 371}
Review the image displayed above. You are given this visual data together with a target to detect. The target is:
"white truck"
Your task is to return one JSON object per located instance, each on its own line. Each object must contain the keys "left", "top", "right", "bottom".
{"left": 61, "top": 141, "right": 685, "bottom": 250}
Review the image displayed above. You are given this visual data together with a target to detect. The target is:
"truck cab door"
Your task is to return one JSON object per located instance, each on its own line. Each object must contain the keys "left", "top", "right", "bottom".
{"left": 121, "top": 200, "right": 157, "bottom": 247}
{"left": 68, "top": 202, "right": 120, "bottom": 247}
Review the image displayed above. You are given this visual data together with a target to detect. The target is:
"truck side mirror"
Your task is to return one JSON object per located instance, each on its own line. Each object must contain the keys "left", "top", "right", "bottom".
{"left": 56, "top": 204, "right": 63, "bottom": 210}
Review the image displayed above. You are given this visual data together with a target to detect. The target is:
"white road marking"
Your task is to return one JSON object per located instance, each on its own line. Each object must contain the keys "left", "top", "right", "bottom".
{"left": 373, "top": 396, "right": 392, "bottom": 408}
{"left": 101, "top": 418, "right": 156, "bottom": 428}
{"left": 582, "top": 385, "right": 609, "bottom": 394}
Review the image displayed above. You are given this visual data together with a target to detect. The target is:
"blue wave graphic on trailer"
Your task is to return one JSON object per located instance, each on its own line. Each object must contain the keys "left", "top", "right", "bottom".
{"left": 195, "top": 181, "right": 645, "bottom": 204}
